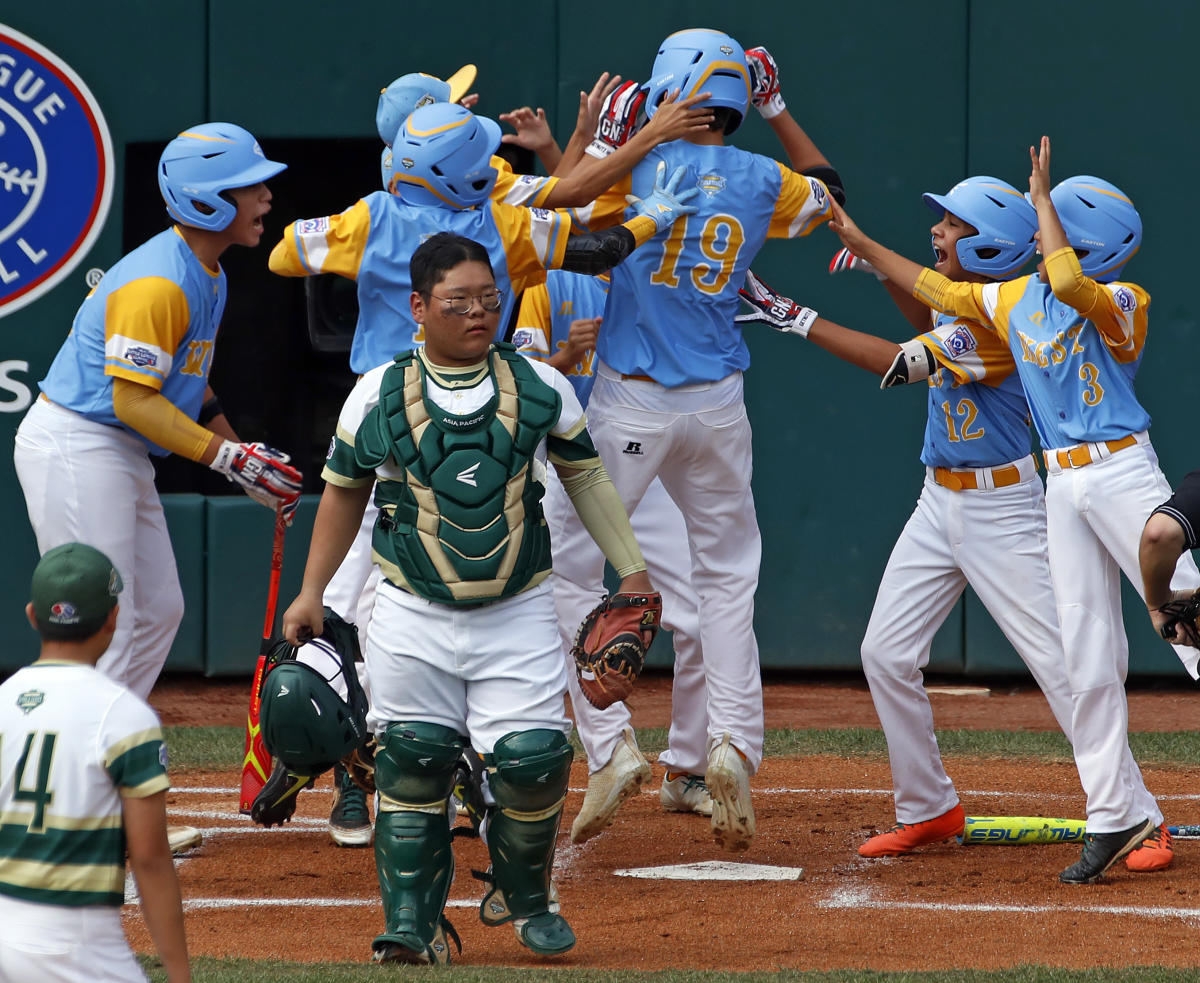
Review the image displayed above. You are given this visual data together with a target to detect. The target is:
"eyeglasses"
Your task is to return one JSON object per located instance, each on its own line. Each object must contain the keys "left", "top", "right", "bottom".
{"left": 429, "top": 290, "right": 504, "bottom": 315}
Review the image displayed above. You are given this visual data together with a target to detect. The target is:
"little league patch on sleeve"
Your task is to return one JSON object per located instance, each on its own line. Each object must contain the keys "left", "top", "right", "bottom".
{"left": 0, "top": 25, "right": 113, "bottom": 318}
{"left": 1112, "top": 285, "right": 1137, "bottom": 312}
{"left": 941, "top": 324, "right": 978, "bottom": 360}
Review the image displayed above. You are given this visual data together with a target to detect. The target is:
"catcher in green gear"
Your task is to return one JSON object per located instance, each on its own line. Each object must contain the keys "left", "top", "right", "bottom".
{"left": 279, "top": 234, "right": 660, "bottom": 965}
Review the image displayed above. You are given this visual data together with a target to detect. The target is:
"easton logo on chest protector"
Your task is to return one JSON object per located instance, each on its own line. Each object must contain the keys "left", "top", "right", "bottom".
{"left": 0, "top": 26, "right": 114, "bottom": 318}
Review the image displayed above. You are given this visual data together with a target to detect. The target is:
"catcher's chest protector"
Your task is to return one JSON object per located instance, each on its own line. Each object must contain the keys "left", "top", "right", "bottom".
{"left": 357, "top": 345, "right": 560, "bottom": 605}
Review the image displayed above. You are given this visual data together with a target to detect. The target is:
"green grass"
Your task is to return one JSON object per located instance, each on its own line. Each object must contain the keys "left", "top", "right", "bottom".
{"left": 163, "top": 725, "right": 1200, "bottom": 771}
{"left": 140, "top": 958, "right": 1200, "bottom": 982}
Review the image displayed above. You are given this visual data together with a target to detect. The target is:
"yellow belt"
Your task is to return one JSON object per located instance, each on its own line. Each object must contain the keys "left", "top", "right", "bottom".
{"left": 933, "top": 464, "right": 1023, "bottom": 492}
{"left": 1044, "top": 434, "right": 1137, "bottom": 471}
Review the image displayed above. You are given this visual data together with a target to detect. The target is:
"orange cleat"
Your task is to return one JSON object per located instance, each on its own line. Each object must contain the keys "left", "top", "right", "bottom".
{"left": 858, "top": 803, "right": 965, "bottom": 857}
{"left": 1125, "top": 822, "right": 1173, "bottom": 872}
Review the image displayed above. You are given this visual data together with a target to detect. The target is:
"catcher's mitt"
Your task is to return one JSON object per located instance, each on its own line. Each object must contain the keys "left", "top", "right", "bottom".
{"left": 571, "top": 591, "right": 663, "bottom": 709}
{"left": 341, "top": 737, "right": 377, "bottom": 795}
{"left": 1157, "top": 590, "right": 1200, "bottom": 647}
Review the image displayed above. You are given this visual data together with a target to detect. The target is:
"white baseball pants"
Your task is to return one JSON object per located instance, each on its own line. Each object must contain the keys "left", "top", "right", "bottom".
{"left": 543, "top": 467, "right": 709, "bottom": 775}
{"left": 861, "top": 466, "right": 1080, "bottom": 824}
{"left": 363, "top": 579, "right": 571, "bottom": 754}
{"left": 1044, "top": 434, "right": 1199, "bottom": 832}
{"left": 13, "top": 398, "right": 183, "bottom": 700}
{"left": 0, "top": 893, "right": 148, "bottom": 983}
{"left": 585, "top": 363, "right": 764, "bottom": 772}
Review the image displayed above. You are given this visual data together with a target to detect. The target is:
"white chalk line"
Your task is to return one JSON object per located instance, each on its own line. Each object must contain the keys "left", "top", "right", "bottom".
{"left": 820, "top": 886, "right": 1200, "bottom": 924}
{"left": 158, "top": 782, "right": 1200, "bottom": 924}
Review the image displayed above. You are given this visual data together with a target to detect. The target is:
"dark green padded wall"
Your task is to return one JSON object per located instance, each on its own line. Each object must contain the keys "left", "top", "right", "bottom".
{"left": 1, "top": 2, "right": 1195, "bottom": 679}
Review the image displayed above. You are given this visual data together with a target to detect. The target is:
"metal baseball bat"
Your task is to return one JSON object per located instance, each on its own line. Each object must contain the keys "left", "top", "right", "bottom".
{"left": 238, "top": 508, "right": 287, "bottom": 814}
{"left": 1168, "top": 825, "right": 1200, "bottom": 838}
{"left": 959, "top": 816, "right": 1086, "bottom": 845}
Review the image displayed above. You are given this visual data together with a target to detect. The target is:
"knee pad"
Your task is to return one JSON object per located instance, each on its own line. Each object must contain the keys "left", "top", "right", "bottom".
{"left": 487, "top": 729, "right": 572, "bottom": 818}
{"left": 375, "top": 722, "right": 465, "bottom": 810}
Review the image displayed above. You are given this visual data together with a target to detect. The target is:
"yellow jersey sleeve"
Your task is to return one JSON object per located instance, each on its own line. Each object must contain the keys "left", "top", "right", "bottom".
{"left": 491, "top": 155, "right": 558, "bottom": 207}
{"left": 513, "top": 283, "right": 552, "bottom": 360}
{"left": 269, "top": 199, "right": 372, "bottom": 278}
{"left": 492, "top": 201, "right": 571, "bottom": 291}
{"left": 563, "top": 177, "right": 631, "bottom": 233}
{"left": 768, "top": 165, "right": 834, "bottom": 240}
{"left": 1044, "top": 247, "right": 1149, "bottom": 364}
{"left": 103, "top": 277, "right": 191, "bottom": 390}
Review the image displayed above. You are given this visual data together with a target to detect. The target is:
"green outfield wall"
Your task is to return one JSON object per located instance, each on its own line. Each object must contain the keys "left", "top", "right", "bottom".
{"left": 1, "top": 2, "right": 1194, "bottom": 677}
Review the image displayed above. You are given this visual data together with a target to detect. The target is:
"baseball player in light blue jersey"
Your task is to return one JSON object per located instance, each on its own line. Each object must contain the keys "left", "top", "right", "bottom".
{"left": 565, "top": 30, "right": 842, "bottom": 851}
{"left": 13, "top": 124, "right": 301, "bottom": 706}
{"left": 0, "top": 545, "right": 189, "bottom": 983}
{"left": 513, "top": 270, "right": 713, "bottom": 843}
{"left": 831, "top": 136, "right": 1200, "bottom": 883}
{"left": 739, "top": 178, "right": 1085, "bottom": 859}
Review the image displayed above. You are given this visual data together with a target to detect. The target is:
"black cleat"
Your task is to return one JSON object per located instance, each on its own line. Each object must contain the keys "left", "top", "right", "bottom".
{"left": 249, "top": 757, "right": 313, "bottom": 827}
{"left": 1059, "top": 818, "right": 1156, "bottom": 884}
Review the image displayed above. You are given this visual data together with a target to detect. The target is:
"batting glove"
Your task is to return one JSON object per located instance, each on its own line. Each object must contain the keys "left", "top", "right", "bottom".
{"left": 829, "top": 246, "right": 886, "bottom": 281}
{"left": 586, "top": 80, "right": 647, "bottom": 159}
{"left": 735, "top": 269, "right": 818, "bottom": 338}
{"left": 212, "top": 441, "right": 303, "bottom": 520}
{"left": 745, "top": 46, "right": 786, "bottom": 120}
{"left": 625, "top": 161, "right": 699, "bottom": 234}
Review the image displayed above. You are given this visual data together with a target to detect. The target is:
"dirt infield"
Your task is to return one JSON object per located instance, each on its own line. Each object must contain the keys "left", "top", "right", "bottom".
{"left": 129, "top": 673, "right": 1200, "bottom": 971}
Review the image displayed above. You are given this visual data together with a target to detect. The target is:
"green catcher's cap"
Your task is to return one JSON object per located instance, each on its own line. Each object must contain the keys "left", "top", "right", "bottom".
{"left": 30, "top": 543, "right": 124, "bottom": 639}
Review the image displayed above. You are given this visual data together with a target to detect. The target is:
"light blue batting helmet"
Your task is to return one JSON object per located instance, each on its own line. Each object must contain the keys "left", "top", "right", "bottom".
{"left": 643, "top": 28, "right": 751, "bottom": 134}
{"left": 923, "top": 176, "right": 1037, "bottom": 278}
{"left": 1049, "top": 175, "right": 1142, "bottom": 282}
{"left": 390, "top": 103, "right": 500, "bottom": 209}
{"left": 157, "top": 123, "right": 286, "bottom": 232}
{"left": 375, "top": 65, "right": 478, "bottom": 146}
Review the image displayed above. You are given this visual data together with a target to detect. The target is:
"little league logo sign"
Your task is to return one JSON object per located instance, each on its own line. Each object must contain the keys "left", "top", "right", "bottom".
{"left": 0, "top": 25, "right": 113, "bottom": 318}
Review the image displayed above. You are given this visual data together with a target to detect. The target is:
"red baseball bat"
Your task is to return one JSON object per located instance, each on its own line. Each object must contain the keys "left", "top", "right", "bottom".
{"left": 239, "top": 508, "right": 287, "bottom": 814}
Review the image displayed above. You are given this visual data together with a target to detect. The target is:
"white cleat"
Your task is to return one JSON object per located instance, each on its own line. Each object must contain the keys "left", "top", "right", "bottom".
{"left": 660, "top": 771, "right": 714, "bottom": 816}
{"left": 570, "top": 727, "right": 650, "bottom": 844}
{"left": 706, "top": 734, "right": 755, "bottom": 852}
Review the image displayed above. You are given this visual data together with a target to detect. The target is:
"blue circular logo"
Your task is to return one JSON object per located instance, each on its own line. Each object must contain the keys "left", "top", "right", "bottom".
{"left": 0, "top": 26, "right": 113, "bottom": 318}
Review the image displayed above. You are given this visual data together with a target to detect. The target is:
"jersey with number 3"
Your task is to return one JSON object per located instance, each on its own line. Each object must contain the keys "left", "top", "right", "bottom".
{"left": 0, "top": 662, "right": 169, "bottom": 907}
{"left": 573, "top": 143, "right": 832, "bottom": 386}
{"left": 916, "top": 312, "right": 1033, "bottom": 469}
{"left": 39, "top": 227, "right": 225, "bottom": 455}
{"left": 915, "top": 256, "right": 1150, "bottom": 447}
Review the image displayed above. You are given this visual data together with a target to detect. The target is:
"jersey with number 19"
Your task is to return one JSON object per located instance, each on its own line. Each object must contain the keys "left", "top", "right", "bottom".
{"left": 572, "top": 142, "right": 832, "bottom": 386}
{"left": 0, "top": 662, "right": 169, "bottom": 907}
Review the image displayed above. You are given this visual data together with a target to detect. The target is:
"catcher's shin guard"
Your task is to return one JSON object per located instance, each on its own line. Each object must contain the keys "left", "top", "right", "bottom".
{"left": 371, "top": 722, "right": 465, "bottom": 959}
{"left": 480, "top": 729, "right": 572, "bottom": 925}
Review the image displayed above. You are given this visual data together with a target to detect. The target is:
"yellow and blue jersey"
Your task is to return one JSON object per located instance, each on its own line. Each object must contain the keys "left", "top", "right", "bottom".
{"left": 570, "top": 142, "right": 832, "bottom": 387}
{"left": 915, "top": 251, "right": 1151, "bottom": 448}
{"left": 40, "top": 227, "right": 225, "bottom": 455}
{"left": 917, "top": 312, "right": 1033, "bottom": 469}
{"left": 512, "top": 270, "right": 608, "bottom": 407}
{"left": 271, "top": 191, "right": 572, "bottom": 375}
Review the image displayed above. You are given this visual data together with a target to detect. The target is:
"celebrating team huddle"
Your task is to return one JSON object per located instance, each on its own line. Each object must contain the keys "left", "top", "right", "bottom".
{"left": 3, "top": 23, "right": 1199, "bottom": 977}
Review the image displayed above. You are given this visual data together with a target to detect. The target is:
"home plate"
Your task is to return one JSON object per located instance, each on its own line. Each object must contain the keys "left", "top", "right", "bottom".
{"left": 614, "top": 861, "right": 804, "bottom": 881}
